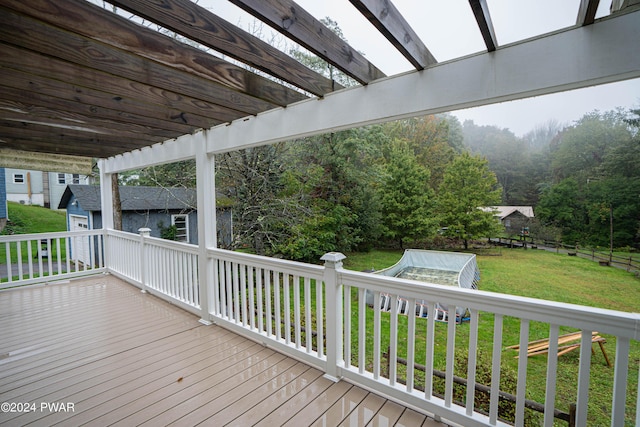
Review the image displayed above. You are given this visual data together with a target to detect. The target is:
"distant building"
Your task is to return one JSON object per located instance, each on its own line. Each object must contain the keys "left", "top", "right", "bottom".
{"left": 486, "top": 206, "right": 535, "bottom": 235}
{"left": 59, "top": 185, "right": 232, "bottom": 264}
{"left": 5, "top": 169, "right": 90, "bottom": 209}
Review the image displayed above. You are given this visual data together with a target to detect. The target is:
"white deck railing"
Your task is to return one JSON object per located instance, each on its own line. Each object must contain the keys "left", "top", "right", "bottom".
{"left": 106, "top": 229, "right": 200, "bottom": 315}
{"left": 3, "top": 229, "right": 638, "bottom": 426}
{"left": 0, "top": 230, "right": 105, "bottom": 289}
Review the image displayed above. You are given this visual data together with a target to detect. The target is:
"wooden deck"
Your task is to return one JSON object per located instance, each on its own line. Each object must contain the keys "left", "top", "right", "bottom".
{"left": 0, "top": 275, "right": 446, "bottom": 426}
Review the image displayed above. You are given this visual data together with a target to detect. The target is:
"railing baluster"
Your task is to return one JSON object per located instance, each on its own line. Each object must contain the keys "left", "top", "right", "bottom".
{"left": 543, "top": 324, "right": 560, "bottom": 427}
{"left": 343, "top": 284, "right": 351, "bottom": 367}
{"left": 66, "top": 236, "right": 71, "bottom": 274}
{"left": 373, "top": 291, "right": 381, "bottom": 380}
{"left": 424, "top": 301, "right": 436, "bottom": 400}
{"left": 248, "top": 266, "right": 255, "bottom": 330}
{"left": 304, "top": 277, "right": 311, "bottom": 353}
{"left": 233, "top": 262, "right": 241, "bottom": 323}
{"left": 56, "top": 238, "right": 62, "bottom": 277}
{"left": 575, "top": 330, "right": 593, "bottom": 426}
{"left": 358, "top": 287, "right": 366, "bottom": 374}
{"left": 266, "top": 270, "right": 272, "bottom": 337}
{"left": 27, "top": 240, "right": 34, "bottom": 279}
{"left": 256, "top": 268, "right": 264, "bottom": 333}
{"left": 389, "top": 293, "right": 399, "bottom": 386}
{"left": 284, "top": 273, "right": 291, "bottom": 344}
{"left": 240, "top": 263, "right": 247, "bottom": 326}
{"left": 225, "top": 260, "right": 233, "bottom": 319}
{"left": 515, "top": 319, "right": 530, "bottom": 426}
{"left": 612, "top": 337, "right": 630, "bottom": 427}
{"left": 490, "top": 314, "right": 504, "bottom": 424}
{"left": 466, "top": 309, "right": 479, "bottom": 416}
{"left": 16, "top": 241, "right": 23, "bottom": 280}
{"left": 445, "top": 305, "right": 458, "bottom": 407}
{"left": 316, "top": 278, "right": 324, "bottom": 359}
{"left": 5, "top": 242, "right": 11, "bottom": 282}
{"left": 406, "top": 298, "right": 416, "bottom": 392}
{"left": 293, "top": 274, "right": 301, "bottom": 348}
{"left": 275, "top": 271, "right": 282, "bottom": 340}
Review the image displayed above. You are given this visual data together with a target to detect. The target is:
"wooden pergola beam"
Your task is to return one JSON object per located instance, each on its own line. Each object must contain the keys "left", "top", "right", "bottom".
{"left": 349, "top": 0, "right": 437, "bottom": 70}
{"left": 469, "top": 0, "right": 498, "bottom": 52}
{"left": 576, "top": 0, "right": 600, "bottom": 25}
{"left": 0, "top": 9, "right": 277, "bottom": 117}
{"left": 229, "top": 0, "right": 385, "bottom": 84}
{"left": 0, "top": 45, "right": 233, "bottom": 129}
{"left": 109, "top": 0, "right": 340, "bottom": 96}
{"left": 1, "top": 0, "right": 307, "bottom": 108}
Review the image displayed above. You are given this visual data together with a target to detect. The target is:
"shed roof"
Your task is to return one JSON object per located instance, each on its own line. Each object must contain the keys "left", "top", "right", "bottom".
{"left": 490, "top": 206, "right": 535, "bottom": 220}
{"left": 59, "top": 184, "right": 196, "bottom": 212}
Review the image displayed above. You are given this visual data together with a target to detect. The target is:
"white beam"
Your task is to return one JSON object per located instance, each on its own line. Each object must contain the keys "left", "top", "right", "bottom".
{"left": 104, "top": 9, "right": 640, "bottom": 172}
{"left": 104, "top": 131, "right": 199, "bottom": 174}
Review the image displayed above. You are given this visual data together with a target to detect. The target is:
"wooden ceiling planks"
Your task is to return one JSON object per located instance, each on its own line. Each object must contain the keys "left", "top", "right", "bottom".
{"left": 229, "top": 0, "right": 385, "bottom": 84}
{"left": 349, "top": 0, "right": 436, "bottom": 70}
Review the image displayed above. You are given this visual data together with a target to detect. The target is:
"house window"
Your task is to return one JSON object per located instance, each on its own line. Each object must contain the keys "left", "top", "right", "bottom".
{"left": 58, "top": 173, "right": 66, "bottom": 184}
{"left": 13, "top": 173, "right": 24, "bottom": 184}
{"left": 72, "top": 174, "right": 80, "bottom": 184}
{"left": 171, "top": 214, "right": 189, "bottom": 242}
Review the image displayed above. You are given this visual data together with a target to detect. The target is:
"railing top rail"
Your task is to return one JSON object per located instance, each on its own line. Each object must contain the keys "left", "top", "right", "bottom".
{"left": 208, "top": 247, "right": 324, "bottom": 278}
{"left": 0, "top": 229, "right": 105, "bottom": 242}
{"left": 144, "top": 235, "right": 199, "bottom": 254}
{"left": 340, "top": 269, "right": 640, "bottom": 340}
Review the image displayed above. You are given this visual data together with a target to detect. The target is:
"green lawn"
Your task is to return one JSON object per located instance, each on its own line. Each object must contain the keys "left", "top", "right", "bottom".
{"left": 1, "top": 202, "right": 68, "bottom": 265}
{"left": 343, "top": 248, "right": 639, "bottom": 426}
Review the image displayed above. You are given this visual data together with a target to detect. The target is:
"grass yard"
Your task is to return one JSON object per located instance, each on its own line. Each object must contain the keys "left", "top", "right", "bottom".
{"left": 0, "top": 202, "right": 68, "bottom": 264}
{"left": 343, "top": 248, "right": 639, "bottom": 426}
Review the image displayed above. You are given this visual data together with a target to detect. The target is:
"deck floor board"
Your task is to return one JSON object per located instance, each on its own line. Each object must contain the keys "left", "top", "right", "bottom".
{"left": 0, "top": 275, "right": 447, "bottom": 426}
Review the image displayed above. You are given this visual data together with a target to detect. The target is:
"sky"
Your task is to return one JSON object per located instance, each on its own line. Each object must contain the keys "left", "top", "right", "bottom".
{"left": 200, "top": 0, "right": 639, "bottom": 137}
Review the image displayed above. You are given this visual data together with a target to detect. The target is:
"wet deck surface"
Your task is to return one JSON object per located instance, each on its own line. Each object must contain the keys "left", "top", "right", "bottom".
{"left": 0, "top": 275, "right": 446, "bottom": 426}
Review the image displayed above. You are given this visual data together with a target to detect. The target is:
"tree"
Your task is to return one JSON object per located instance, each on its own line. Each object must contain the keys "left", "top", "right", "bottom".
{"left": 536, "top": 178, "right": 587, "bottom": 245}
{"left": 380, "top": 141, "right": 437, "bottom": 248}
{"left": 462, "top": 120, "right": 527, "bottom": 205}
{"left": 277, "top": 128, "right": 385, "bottom": 261}
{"left": 550, "top": 109, "right": 632, "bottom": 182}
{"left": 437, "top": 152, "right": 503, "bottom": 249}
{"left": 381, "top": 115, "right": 463, "bottom": 190}
{"left": 216, "top": 144, "right": 299, "bottom": 254}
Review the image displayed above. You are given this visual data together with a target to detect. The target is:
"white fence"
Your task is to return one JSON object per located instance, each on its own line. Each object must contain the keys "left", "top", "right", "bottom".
{"left": 0, "top": 230, "right": 105, "bottom": 289}
{"left": 2, "top": 229, "right": 638, "bottom": 426}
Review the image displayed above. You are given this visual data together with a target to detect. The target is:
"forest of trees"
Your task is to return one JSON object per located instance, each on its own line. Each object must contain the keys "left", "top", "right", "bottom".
{"left": 118, "top": 19, "right": 640, "bottom": 261}
{"left": 121, "top": 106, "right": 639, "bottom": 262}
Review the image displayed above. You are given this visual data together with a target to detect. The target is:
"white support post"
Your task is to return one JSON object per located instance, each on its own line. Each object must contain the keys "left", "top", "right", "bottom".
{"left": 98, "top": 160, "right": 114, "bottom": 272}
{"left": 321, "top": 251, "right": 346, "bottom": 382}
{"left": 98, "top": 159, "right": 114, "bottom": 230}
{"left": 196, "top": 131, "right": 216, "bottom": 325}
{"left": 138, "top": 228, "right": 151, "bottom": 293}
